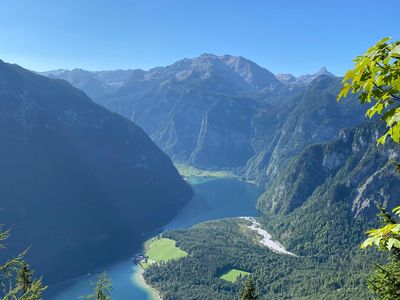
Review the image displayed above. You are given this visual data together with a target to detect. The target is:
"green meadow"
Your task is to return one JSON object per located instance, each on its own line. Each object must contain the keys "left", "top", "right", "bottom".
{"left": 220, "top": 269, "right": 250, "bottom": 283}
{"left": 145, "top": 238, "right": 188, "bottom": 264}
{"left": 174, "top": 163, "right": 236, "bottom": 179}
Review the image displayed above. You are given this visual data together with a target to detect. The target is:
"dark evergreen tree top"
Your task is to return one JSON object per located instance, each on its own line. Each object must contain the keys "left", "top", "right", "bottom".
{"left": 240, "top": 277, "right": 257, "bottom": 300}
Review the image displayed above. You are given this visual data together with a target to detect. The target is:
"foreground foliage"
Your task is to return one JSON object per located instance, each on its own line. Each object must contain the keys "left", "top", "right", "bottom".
{"left": 338, "top": 37, "right": 400, "bottom": 144}
{"left": 362, "top": 206, "right": 400, "bottom": 299}
{"left": 82, "top": 272, "right": 112, "bottom": 300}
{"left": 0, "top": 229, "right": 46, "bottom": 300}
{"left": 339, "top": 37, "right": 400, "bottom": 299}
{"left": 362, "top": 206, "right": 400, "bottom": 252}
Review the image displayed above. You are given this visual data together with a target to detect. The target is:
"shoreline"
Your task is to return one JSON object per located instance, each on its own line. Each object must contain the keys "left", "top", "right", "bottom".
{"left": 174, "top": 163, "right": 237, "bottom": 179}
{"left": 132, "top": 267, "right": 162, "bottom": 300}
{"left": 174, "top": 163, "right": 260, "bottom": 187}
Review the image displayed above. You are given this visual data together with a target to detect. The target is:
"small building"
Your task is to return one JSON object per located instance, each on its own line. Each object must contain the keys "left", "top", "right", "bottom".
{"left": 132, "top": 254, "right": 149, "bottom": 264}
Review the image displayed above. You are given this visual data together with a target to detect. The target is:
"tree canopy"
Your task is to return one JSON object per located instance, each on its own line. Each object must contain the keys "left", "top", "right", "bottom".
{"left": 338, "top": 37, "right": 400, "bottom": 144}
{"left": 0, "top": 228, "right": 46, "bottom": 300}
{"left": 82, "top": 272, "right": 112, "bottom": 300}
{"left": 339, "top": 37, "right": 400, "bottom": 299}
{"left": 240, "top": 277, "right": 257, "bottom": 300}
{"left": 338, "top": 37, "right": 400, "bottom": 252}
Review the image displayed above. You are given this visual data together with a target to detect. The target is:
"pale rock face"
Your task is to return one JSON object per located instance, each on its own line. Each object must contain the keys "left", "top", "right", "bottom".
{"left": 175, "top": 70, "right": 194, "bottom": 81}
{"left": 221, "top": 55, "right": 281, "bottom": 89}
{"left": 338, "top": 128, "right": 349, "bottom": 141}
{"left": 352, "top": 168, "right": 390, "bottom": 216}
{"left": 258, "top": 120, "right": 400, "bottom": 219}
{"left": 276, "top": 73, "right": 297, "bottom": 84}
{"left": 322, "top": 151, "right": 345, "bottom": 170}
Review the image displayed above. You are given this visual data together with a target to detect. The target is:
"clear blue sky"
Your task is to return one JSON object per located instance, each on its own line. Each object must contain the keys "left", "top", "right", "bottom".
{"left": 1, "top": 0, "right": 399, "bottom": 76}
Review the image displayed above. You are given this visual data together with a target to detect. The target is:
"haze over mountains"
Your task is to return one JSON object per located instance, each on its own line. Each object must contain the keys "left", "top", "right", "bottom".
{"left": 0, "top": 60, "right": 192, "bottom": 283}
{"left": 43, "top": 54, "right": 363, "bottom": 186}
{"left": 276, "top": 66, "right": 335, "bottom": 85}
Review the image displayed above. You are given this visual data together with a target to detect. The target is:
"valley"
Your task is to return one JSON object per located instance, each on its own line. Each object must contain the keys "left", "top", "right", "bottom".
{"left": 47, "top": 174, "right": 263, "bottom": 299}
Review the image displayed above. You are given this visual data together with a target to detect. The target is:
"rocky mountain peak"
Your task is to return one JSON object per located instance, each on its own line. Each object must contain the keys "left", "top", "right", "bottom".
{"left": 297, "top": 67, "right": 336, "bottom": 85}
{"left": 275, "top": 67, "right": 336, "bottom": 87}
{"left": 220, "top": 54, "right": 280, "bottom": 89}
{"left": 315, "top": 66, "right": 335, "bottom": 77}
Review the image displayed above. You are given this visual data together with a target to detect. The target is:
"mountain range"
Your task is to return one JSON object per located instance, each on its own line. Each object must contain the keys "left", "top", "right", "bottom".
{"left": 43, "top": 54, "right": 363, "bottom": 187}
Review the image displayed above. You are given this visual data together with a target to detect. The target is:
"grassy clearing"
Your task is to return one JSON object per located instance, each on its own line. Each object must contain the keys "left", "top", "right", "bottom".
{"left": 220, "top": 269, "right": 250, "bottom": 283}
{"left": 145, "top": 238, "right": 188, "bottom": 263}
{"left": 174, "top": 163, "right": 236, "bottom": 179}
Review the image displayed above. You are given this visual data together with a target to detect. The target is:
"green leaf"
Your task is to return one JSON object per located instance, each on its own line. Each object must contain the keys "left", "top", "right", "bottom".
{"left": 339, "top": 37, "right": 400, "bottom": 144}
{"left": 361, "top": 237, "right": 375, "bottom": 249}
{"left": 337, "top": 83, "right": 351, "bottom": 100}
{"left": 393, "top": 206, "right": 400, "bottom": 215}
{"left": 387, "top": 238, "right": 400, "bottom": 250}
{"left": 390, "top": 45, "right": 400, "bottom": 57}
{"left": 377, "top": 132, "right": 389, "bottom": 145}
{"left": 392, "top": 224, "right": 400, "bottom": 234}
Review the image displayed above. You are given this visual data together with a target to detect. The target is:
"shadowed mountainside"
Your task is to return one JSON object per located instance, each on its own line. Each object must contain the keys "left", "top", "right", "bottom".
{"left": 0, "top": 60, "right": 192, "bottom": 283}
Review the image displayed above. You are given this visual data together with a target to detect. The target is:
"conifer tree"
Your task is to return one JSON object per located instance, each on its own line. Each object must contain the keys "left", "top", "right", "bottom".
{"left": 82, "top": 272, "right": 112, "bottom": 300}
{"left": 0, "top": 228, "right": 46, "bottom": 300}
{"left": 240, "top": 277, "right": 257, "bottom": 300}
{"left": 17, "top": 262, "right": 33, "bottom": 294}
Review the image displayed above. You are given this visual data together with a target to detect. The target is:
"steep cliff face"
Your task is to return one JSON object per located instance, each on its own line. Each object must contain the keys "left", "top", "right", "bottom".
{"left": 45, "top": 54, "right": 268, "bottom": 169}
{"left": 258, "top": 123, "right": 399, "bottom": 217}
{"left": 220, "top": 55, "right": 281, "bottom": 90}
{"left": 245, "top": 76, "right": 365, "bottom": 185}
{"left": 0, "top": 60, "right": 192, "bottom": 283}
{"left": 257, "top": 122, "right": 400, "bottom": 255}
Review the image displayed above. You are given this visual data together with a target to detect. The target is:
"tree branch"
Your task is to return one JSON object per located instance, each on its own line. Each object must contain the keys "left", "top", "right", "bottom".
{"left": 372, "top": 82, "right": 400, "bottom": 101}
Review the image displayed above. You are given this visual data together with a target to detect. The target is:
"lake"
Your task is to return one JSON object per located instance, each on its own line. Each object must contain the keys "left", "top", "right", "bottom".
{"left": 47, "top": 177, "right": 262, "bottom": 300}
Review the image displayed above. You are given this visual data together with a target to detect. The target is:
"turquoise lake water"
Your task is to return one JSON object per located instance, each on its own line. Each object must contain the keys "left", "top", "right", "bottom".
{"left": 47, "top": 177, "right": 262, "bottom": 300}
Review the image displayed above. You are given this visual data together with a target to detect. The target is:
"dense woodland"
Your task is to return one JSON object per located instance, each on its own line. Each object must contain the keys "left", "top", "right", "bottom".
{"left": 144, "top": 218, "right": 376, "bottom": 299}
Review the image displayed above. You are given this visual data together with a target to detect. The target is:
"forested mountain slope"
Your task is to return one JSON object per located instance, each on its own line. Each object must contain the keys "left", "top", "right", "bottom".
{"left": 0, "top": 60, "right": 192, "bottom": 283}
{"left": 258, "top": 122, "right": 400, "bottom": 255}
